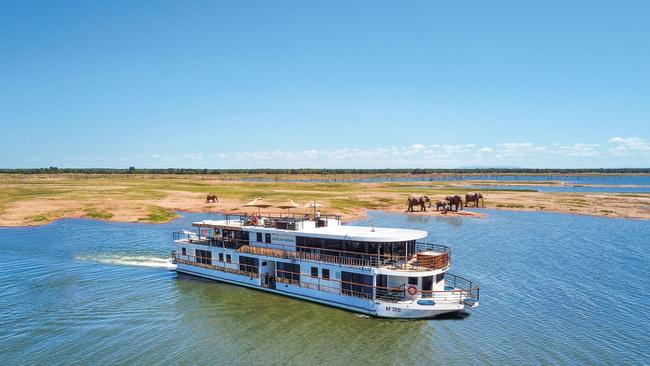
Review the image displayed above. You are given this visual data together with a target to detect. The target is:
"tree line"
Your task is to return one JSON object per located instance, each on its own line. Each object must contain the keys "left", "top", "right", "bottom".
{"left": 1, "top": 167, "right": 649, "bottom": 175}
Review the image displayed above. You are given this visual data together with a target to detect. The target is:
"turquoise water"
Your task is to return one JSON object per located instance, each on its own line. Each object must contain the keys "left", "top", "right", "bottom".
{"left": 241, "top": 175, "right": 650, "bottom": 185}
{"left": 1, "top": 211, "right": 648, "bottom": 365}
{"left": 459, "top": 184, "right": 650, "bottom": 193}
{"left": 411, "top": 184, "right": 650, "bottom": 193}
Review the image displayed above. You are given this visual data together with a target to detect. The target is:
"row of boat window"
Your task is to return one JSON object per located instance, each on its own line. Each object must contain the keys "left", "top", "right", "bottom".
{"left": 296, "top": 236, "right": 417, "bottom": 257}
{"left": 341, "top": 272, "right": 374, "bottom": 297}
{"left": 310, "top": 266, "right": 331, "bottom": 279}
{"left": 256, "top": 232, "right": 272, "bottom": 243}
{"left": 189, "top": 249, "right": 423, "bottom": 296}
{"left": 206, "top": 231, "right": 417, "bottom": 261}
{"left": 189, "top": 248, "right": 232, "bottom": 265}
{"left": 195, "top": 249, "right": 212, "bottom": 264}
{"left": 239, "top": 256, "right": 259, "bottom": 273}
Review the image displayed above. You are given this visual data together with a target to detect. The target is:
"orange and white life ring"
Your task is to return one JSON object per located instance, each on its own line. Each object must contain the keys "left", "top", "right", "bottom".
{"left": 407, "top": 285, "right": 418, "bottom": 296}
{"left": 251, "top": 216, "right": 259, "bottom": 225}
{"left": 201, "top": 229, "right": 208, "bottom": 236}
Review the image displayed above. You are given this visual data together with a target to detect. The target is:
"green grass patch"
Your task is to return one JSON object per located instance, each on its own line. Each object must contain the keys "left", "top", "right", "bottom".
{"left": 559, "top": 199, "right": 587, "bottom": 207}
{"left": 139, "top": 206, "right": 177, "bottom": 223}
{"left": 84, "top": 208, "right": 114, "bottom": 220}
{"left": 496, "top": 203, "right": 526, "bottom": 208}
{"left": 330, "top": 198, "right": 383, "bottom": 211}
{"left": 31, "top": 213, "right": 53, "bottom": 223}
{"left": 28, "top": 209, "right": 74, "bottom": 224}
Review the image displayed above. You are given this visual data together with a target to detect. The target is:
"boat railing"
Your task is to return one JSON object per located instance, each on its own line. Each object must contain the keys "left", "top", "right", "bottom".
{"left": 276, "top": 268, "right": 374, "bottom": 300}
{"left": 199, "top": 212, "right": 343, "bottom": 231}
{"left": 273, "top": 268, "right": 478, "bottom": 304}
{"left": 415, "top": 242, "right": 451, "bottom": 254}
{"left": 442, "top": 272, "right": 480, "bottom": 303}
{"left": 376, "top": 273, "right": 480, "bottom": 304}
{"left": 376, "top": 284, "right": 406, "bottom": 302}
{"left": 173, "top": 235, "right": 451, "bottom": 271}
{"left": 174, "top": 252, "right": 260, "bottom": 278}
{"left": 173, "top": 250, "right": 477, "bottom": 304}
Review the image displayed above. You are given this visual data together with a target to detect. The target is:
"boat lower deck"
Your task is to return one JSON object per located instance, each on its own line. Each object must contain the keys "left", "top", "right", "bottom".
{"left": 174, "top": 259, "right": 478, "bottom": 319}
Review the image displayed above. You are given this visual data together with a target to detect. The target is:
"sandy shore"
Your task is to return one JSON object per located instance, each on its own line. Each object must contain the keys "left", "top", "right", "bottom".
{"left": 1, "top": 174, "right": 649, "bottom": 227}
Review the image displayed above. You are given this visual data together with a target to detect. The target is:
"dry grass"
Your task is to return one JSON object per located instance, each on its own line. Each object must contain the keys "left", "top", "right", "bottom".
{"left": 1, "top": 173, "right": 649, "bottom": 226}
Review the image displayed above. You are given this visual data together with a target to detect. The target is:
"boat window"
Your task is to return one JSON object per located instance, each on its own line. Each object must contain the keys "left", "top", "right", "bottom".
{"left": 422, "top": 276, "right": 434, "bottom": 298}
{"left": 341, "top": 271, "right": 373, "bottom": 298}
{"left": 408, "top": 277, "right": 418, "bottom": 285}
{"left": 277, "top": 262, "right": 300, "bottom": 283}
{"left": 262, "top": 261, "right": 267, "bottom": 266}
{"left": 181, "top": 247, "right": 186, "bottom": 255}
{"left": 295, "top": 236, "right": 414, "bottom": 259}
{"left": 218, "top": 253, "right": 224, "bottom": 262}
{"left": 436, "top": 273, "right": 444, "bottom": 283}
{"left": 322, "top": 268, "right": 330, "bottom": 280}
{"left": 256, "top": 232, "right": 262, "bottom": 242}
{"left": 376, "top": 274, "right": 388, "bottom": 288}
{"left": 226, "top": 254, "right": 231, "bottom": 263}
{"left": 239, "top": 256, "right": 259, "bottom": 273}
{"left": 195, "top": 249, "right": 212, "bottom": 265}
{"left": 265, "top": 233, "right": 271, "bottom": 243}
{"left": 240, "top": 231, "right": 250, "bottom": 241}
{"left": 311, "top": 267, "right": 318, "bottom": 277}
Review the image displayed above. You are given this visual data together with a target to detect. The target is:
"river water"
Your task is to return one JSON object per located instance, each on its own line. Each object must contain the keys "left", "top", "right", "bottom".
{"left": 459, "top": 185, "right": 650, "bottom": 193}
{"left": 0, "top": 211, "right": 648, "bottom": 365}
{"left": 241, "top": 175, "right": 650, "bottom": 186}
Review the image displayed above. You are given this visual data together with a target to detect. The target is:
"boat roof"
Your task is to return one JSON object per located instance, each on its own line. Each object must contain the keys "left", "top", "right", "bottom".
{"left": 192, "top": 219, "right": 427, "bottom": 242}
{"left": 299, "top": 225, "right": 427, "bottom": 242}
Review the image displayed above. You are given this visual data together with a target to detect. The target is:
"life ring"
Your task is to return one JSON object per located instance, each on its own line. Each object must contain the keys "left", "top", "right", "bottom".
{"left": 201, "top": 229, "right": 208, "bottom": 236}
{"left": 407, "top": 286, "right": 418, "bottom": 296}
{"left": 251, "top": 216, "right": 259, "bottom": 225}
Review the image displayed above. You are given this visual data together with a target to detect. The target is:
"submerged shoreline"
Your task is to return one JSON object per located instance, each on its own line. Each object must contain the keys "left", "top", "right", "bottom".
{"left": 1, "top": 173, "right": 650, "bottom": 227}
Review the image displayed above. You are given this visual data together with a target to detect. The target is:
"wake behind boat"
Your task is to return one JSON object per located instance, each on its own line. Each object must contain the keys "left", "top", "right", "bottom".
{"left": 171, "top": 213, "right": 479, "bottom": 319}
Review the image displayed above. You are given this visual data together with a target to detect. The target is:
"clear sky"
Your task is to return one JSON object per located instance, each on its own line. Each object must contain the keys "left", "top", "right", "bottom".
{"left": 1, "top": 1, "right": 649, "bottom": 168}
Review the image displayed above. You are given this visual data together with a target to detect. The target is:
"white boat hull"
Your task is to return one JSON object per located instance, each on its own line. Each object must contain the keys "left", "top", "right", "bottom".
{"left": 176, "top": 263, "right": 476, "bottom": 319}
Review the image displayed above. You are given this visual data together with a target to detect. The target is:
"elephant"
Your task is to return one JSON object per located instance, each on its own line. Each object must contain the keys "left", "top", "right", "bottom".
{"left": 206, "top": 194, "right": 219, "bottom": 203}
{"left": 465, "top": 192, "right": 484, "bottom": 207}
{"left": 445, "top": 195, "right": 464, "bottom": 212}
{"left": 435, "top": 200, "right": 450, "bottom": 212}
{"left": 406, "top": 195, "right": 431, "bottom": 212}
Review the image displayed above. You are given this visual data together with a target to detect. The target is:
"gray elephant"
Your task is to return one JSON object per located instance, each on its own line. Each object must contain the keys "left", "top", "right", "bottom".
{"left": 445, "top": 195, "right": 463, "bottom": 212}
{"left": 465, "top": 192, "right": 484, "bottom": 207}
{"left": 406, "top": 195, "right": 431, "bottom": 212}
{"left": 435, "top": 200, "right": 450, "bottom": 212}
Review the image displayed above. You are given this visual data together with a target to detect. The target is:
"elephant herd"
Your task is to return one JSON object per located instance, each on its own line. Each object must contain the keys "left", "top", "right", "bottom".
{"left": 406, "top": 192, "right": 484, "bottom": 213}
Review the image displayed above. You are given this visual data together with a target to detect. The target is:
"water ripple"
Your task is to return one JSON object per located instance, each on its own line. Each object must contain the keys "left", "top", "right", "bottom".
{"left": 0, "top": 211, "right": 648, "bottom": 365}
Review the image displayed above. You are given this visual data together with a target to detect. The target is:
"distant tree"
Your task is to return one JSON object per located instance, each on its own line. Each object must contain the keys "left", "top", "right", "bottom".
{"left": 128, "top": 166, "right": 136, "bottom": 174}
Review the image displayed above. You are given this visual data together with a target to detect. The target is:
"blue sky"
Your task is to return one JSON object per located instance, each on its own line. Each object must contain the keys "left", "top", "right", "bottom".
{"left": 1, "top": 1, "right": 649, "bottom": 168}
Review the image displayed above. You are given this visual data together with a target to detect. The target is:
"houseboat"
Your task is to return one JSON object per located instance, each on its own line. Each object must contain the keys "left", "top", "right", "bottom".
{"left": 171, "top": 213, "right": 479, "bottom": 319}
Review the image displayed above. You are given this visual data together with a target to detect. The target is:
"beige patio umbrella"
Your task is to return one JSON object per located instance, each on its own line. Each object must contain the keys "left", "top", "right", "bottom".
{"left": 244, "top": 197, "right": 273, "bottom": 214}
{"left": 276, "top": 199, "right": 300, "bottom": 214}
{"left": 304, "top": 201, "right": 325, "bottom": 217}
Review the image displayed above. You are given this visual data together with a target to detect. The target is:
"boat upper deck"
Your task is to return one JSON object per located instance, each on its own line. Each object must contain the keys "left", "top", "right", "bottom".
{"left": 179, "top": 213, "right": 445, "bottom": 271}
{"left": 191, "top": 213, "right": 428, "bottom": 242}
